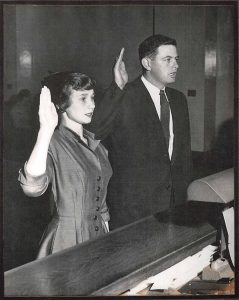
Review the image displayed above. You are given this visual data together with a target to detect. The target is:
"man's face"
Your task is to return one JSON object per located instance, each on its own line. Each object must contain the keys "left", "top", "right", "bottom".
{"left": 148, "top": 45, "right": 179, "bottom": 88}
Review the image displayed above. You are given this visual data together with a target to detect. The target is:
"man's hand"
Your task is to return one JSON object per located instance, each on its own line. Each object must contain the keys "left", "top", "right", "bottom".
{"left": 39, "top": 86, "right": 58, "bottom": 134}
{"left": 113, "top": 48, "right": 128, "bottom": 90}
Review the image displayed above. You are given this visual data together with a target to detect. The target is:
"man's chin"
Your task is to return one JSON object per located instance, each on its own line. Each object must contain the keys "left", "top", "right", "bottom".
{"left": 167, "top": 78, "right": 176, "bottom": 84}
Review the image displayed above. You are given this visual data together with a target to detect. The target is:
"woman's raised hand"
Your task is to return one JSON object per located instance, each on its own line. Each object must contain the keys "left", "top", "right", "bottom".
{"left": 113, "top": 48, "right": 128, "bottom": 90}
{"left": 25, "top": 86, "right": 58, "bottom": 176}
{"left": 39, "top": 86, "right": 58, "bottom": 133}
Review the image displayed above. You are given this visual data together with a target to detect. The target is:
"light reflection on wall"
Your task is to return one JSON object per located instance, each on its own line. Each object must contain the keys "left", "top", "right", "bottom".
{"left": 19, "top": 50, "right": 32, "bottom": 77}
{"left": 205, "top": 47, "right": 216, "bottom": 78}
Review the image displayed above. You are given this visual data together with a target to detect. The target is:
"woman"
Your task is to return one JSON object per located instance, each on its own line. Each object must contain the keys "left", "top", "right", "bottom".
{"left": 18, "top": 49, "right": 128, "bottom": 258}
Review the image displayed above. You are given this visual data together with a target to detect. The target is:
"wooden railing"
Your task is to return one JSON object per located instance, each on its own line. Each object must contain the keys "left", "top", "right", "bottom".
{"left": 4, "top": 203, "right": 218, "bottom": 296}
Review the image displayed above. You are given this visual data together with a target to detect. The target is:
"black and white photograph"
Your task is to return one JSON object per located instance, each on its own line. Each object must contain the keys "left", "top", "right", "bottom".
{"left": 2, "top": 0, "right": 237, "bottom": 297}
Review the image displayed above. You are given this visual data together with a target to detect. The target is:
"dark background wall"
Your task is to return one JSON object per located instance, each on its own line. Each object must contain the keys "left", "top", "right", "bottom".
{"left": 3, "top": 4, "right": 234, "bottom": 151}
{"left": 3, "top": 3, "right": 235, "bottom": 270}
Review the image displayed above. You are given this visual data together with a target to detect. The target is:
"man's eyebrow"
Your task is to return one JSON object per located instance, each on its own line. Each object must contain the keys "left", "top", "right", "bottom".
{"left": 162, "top": 55, "right": 179, "bottom": 59}
{"left": 162, "top": 55, "right": 173, "bottom": 59}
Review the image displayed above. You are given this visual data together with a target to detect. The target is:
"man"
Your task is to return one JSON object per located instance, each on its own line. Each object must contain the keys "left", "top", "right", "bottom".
{"left": 91, "top": 34, "right": 192, "bottom": 230}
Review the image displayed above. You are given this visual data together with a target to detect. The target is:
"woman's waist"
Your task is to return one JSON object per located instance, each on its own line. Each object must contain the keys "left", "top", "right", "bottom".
{"left": 52, "top": 213, "right": 103, "bottom": 223}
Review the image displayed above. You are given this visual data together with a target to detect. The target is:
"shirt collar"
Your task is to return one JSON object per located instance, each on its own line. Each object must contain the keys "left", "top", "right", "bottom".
{"left": 141, "top": 75, "right": 166, "bottom": 94}
{"left": 59, "top": 124, "right": 100, "bottom": 151}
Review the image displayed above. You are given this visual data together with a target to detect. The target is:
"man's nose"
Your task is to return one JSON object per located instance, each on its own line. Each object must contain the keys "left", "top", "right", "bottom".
{"left": 173, "top": 59, "right": 179, "bottom": 69}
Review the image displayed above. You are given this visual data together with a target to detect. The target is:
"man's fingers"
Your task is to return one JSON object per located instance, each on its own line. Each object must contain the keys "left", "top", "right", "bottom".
{"left": 118, "top": 48, "right": 125, "bottom": 62}
{"left": 115, "top": 48, "right": 125, "bottom": 65}
{"left": 121, "top": 61, "right": 126, "bottom": 71}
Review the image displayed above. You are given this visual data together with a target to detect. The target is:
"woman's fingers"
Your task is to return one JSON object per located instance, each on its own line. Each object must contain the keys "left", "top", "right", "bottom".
{"left": 40, "top": 86, "right": 52, "bottom": 111}
{"left": 39, "top": 87, "right": 58, "bottom": 129}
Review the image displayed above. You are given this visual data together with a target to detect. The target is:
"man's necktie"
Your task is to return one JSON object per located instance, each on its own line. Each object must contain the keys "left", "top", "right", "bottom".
{"left": 160, "top": 90, "right": 170, "bottom": 149}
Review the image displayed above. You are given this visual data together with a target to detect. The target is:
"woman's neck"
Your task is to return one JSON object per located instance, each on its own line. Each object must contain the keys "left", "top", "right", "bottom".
{"left": 61, "top": 114, "right": 85, "bottom": 142}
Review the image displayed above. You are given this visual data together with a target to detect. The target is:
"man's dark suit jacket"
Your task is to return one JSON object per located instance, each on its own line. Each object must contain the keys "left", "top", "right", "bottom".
{"left": 90, "top": 77, "right": 192, "bottom": 229}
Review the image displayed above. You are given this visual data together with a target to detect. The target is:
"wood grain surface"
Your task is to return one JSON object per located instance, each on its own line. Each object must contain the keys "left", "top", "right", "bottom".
{"left": 4, "top": 203, "right": 218, "bottom": 296}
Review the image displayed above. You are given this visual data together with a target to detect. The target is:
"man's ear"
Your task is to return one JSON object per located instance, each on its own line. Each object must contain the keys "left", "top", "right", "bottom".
{"left": 141, "top": 57, "right": 151, "bottom": 71}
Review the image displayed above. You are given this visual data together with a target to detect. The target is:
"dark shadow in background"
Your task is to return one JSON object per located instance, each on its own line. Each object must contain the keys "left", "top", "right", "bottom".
{"left": 211, "top": 118, "right": 234, "bottom": 172}
{"left": 192, "top": 118, "right": 234, "bottom": 180}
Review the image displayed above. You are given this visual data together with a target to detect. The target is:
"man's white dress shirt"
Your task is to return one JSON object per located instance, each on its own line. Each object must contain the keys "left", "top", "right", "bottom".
{"left": 141, "top": 75, "right": 174, "bottom": 159}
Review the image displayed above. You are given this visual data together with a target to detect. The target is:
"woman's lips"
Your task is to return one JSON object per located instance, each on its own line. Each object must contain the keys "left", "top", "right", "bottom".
{"left": 85, "top": 112, "right": 93, "bottom": 117}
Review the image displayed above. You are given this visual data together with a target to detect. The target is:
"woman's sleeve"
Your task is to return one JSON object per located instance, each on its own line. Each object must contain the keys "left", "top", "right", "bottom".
{"left": 18, "top": 153, "right": 54, "bottom": 197}
{"left": 89, "top": 81, "right": 125, "bottom": 140}
{"left": 100, "top": 194, "right": 110, "bottom": 223}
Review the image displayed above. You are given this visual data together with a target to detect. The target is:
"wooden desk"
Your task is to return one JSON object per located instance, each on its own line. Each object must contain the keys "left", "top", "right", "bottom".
{"left": 5, "top": 203, "right": 217, "bottom": 296}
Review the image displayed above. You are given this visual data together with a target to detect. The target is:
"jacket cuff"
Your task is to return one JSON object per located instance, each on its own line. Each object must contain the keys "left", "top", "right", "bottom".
{"left": 109, "top": 80, "right": 126, "bottom": 95}
{"left": 18, "top": 162, "right": 48, "bottom": 186}
{"left": 101, "top": 209, "right": 110, "bottom": 222}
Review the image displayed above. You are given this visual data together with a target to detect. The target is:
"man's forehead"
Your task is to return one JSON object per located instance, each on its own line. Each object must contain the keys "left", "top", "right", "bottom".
{"left": 155, "top": 44, "right": 178, "bottom": 56}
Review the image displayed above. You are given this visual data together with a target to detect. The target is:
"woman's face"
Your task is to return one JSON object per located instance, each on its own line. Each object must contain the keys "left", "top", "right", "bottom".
{"left": 65, "top": 89, "right": 95, "bottom": 125}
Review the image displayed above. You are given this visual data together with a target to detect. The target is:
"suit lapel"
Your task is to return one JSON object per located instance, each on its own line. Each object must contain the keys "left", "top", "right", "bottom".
{"left": 136, "top": 78, "right": 159, "bottom": 118}
{"left": 135, "top": 79, "right": 179, "bottom": 161}
{"left": 136, "top": 78, "right": 165, "bottom": 135}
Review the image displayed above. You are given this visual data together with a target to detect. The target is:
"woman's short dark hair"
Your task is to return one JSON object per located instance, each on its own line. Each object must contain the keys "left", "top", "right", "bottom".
{"left": 42, "top": 72, "right": 95, "bottom": 112}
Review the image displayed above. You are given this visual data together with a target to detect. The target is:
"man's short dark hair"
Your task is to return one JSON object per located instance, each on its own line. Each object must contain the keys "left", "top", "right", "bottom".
{"left": 138, "top": 34, "right": 177, "bottom": 62}
{"left": 42, "top": 72, "right": 95, "bottom": 112}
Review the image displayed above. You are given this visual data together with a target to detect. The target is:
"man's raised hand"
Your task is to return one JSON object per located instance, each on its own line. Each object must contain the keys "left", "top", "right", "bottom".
{"left": 114, "top": 48, "right": 128, "bottom": 90}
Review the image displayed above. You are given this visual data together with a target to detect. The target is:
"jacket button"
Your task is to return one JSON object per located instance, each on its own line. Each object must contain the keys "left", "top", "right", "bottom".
{"left": 95, "top": 226, "right": 99, "bottom": 231}
{"left": 93, "top": 215, "right": 97, "bottom": 220}
{"left": 97, "top": 176, "right": 101, "bottom": 181}
{"left": 96, "top": 206, "right": 100, "bottom": 211}
{"left": 166, "top": 184, "right": 171, "bottom": 190}
{"left": 96, "top": 196, "right": 100, "bottom": 201}
{"left": 97, "top": 186, "right": 101, "bottom": 191}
